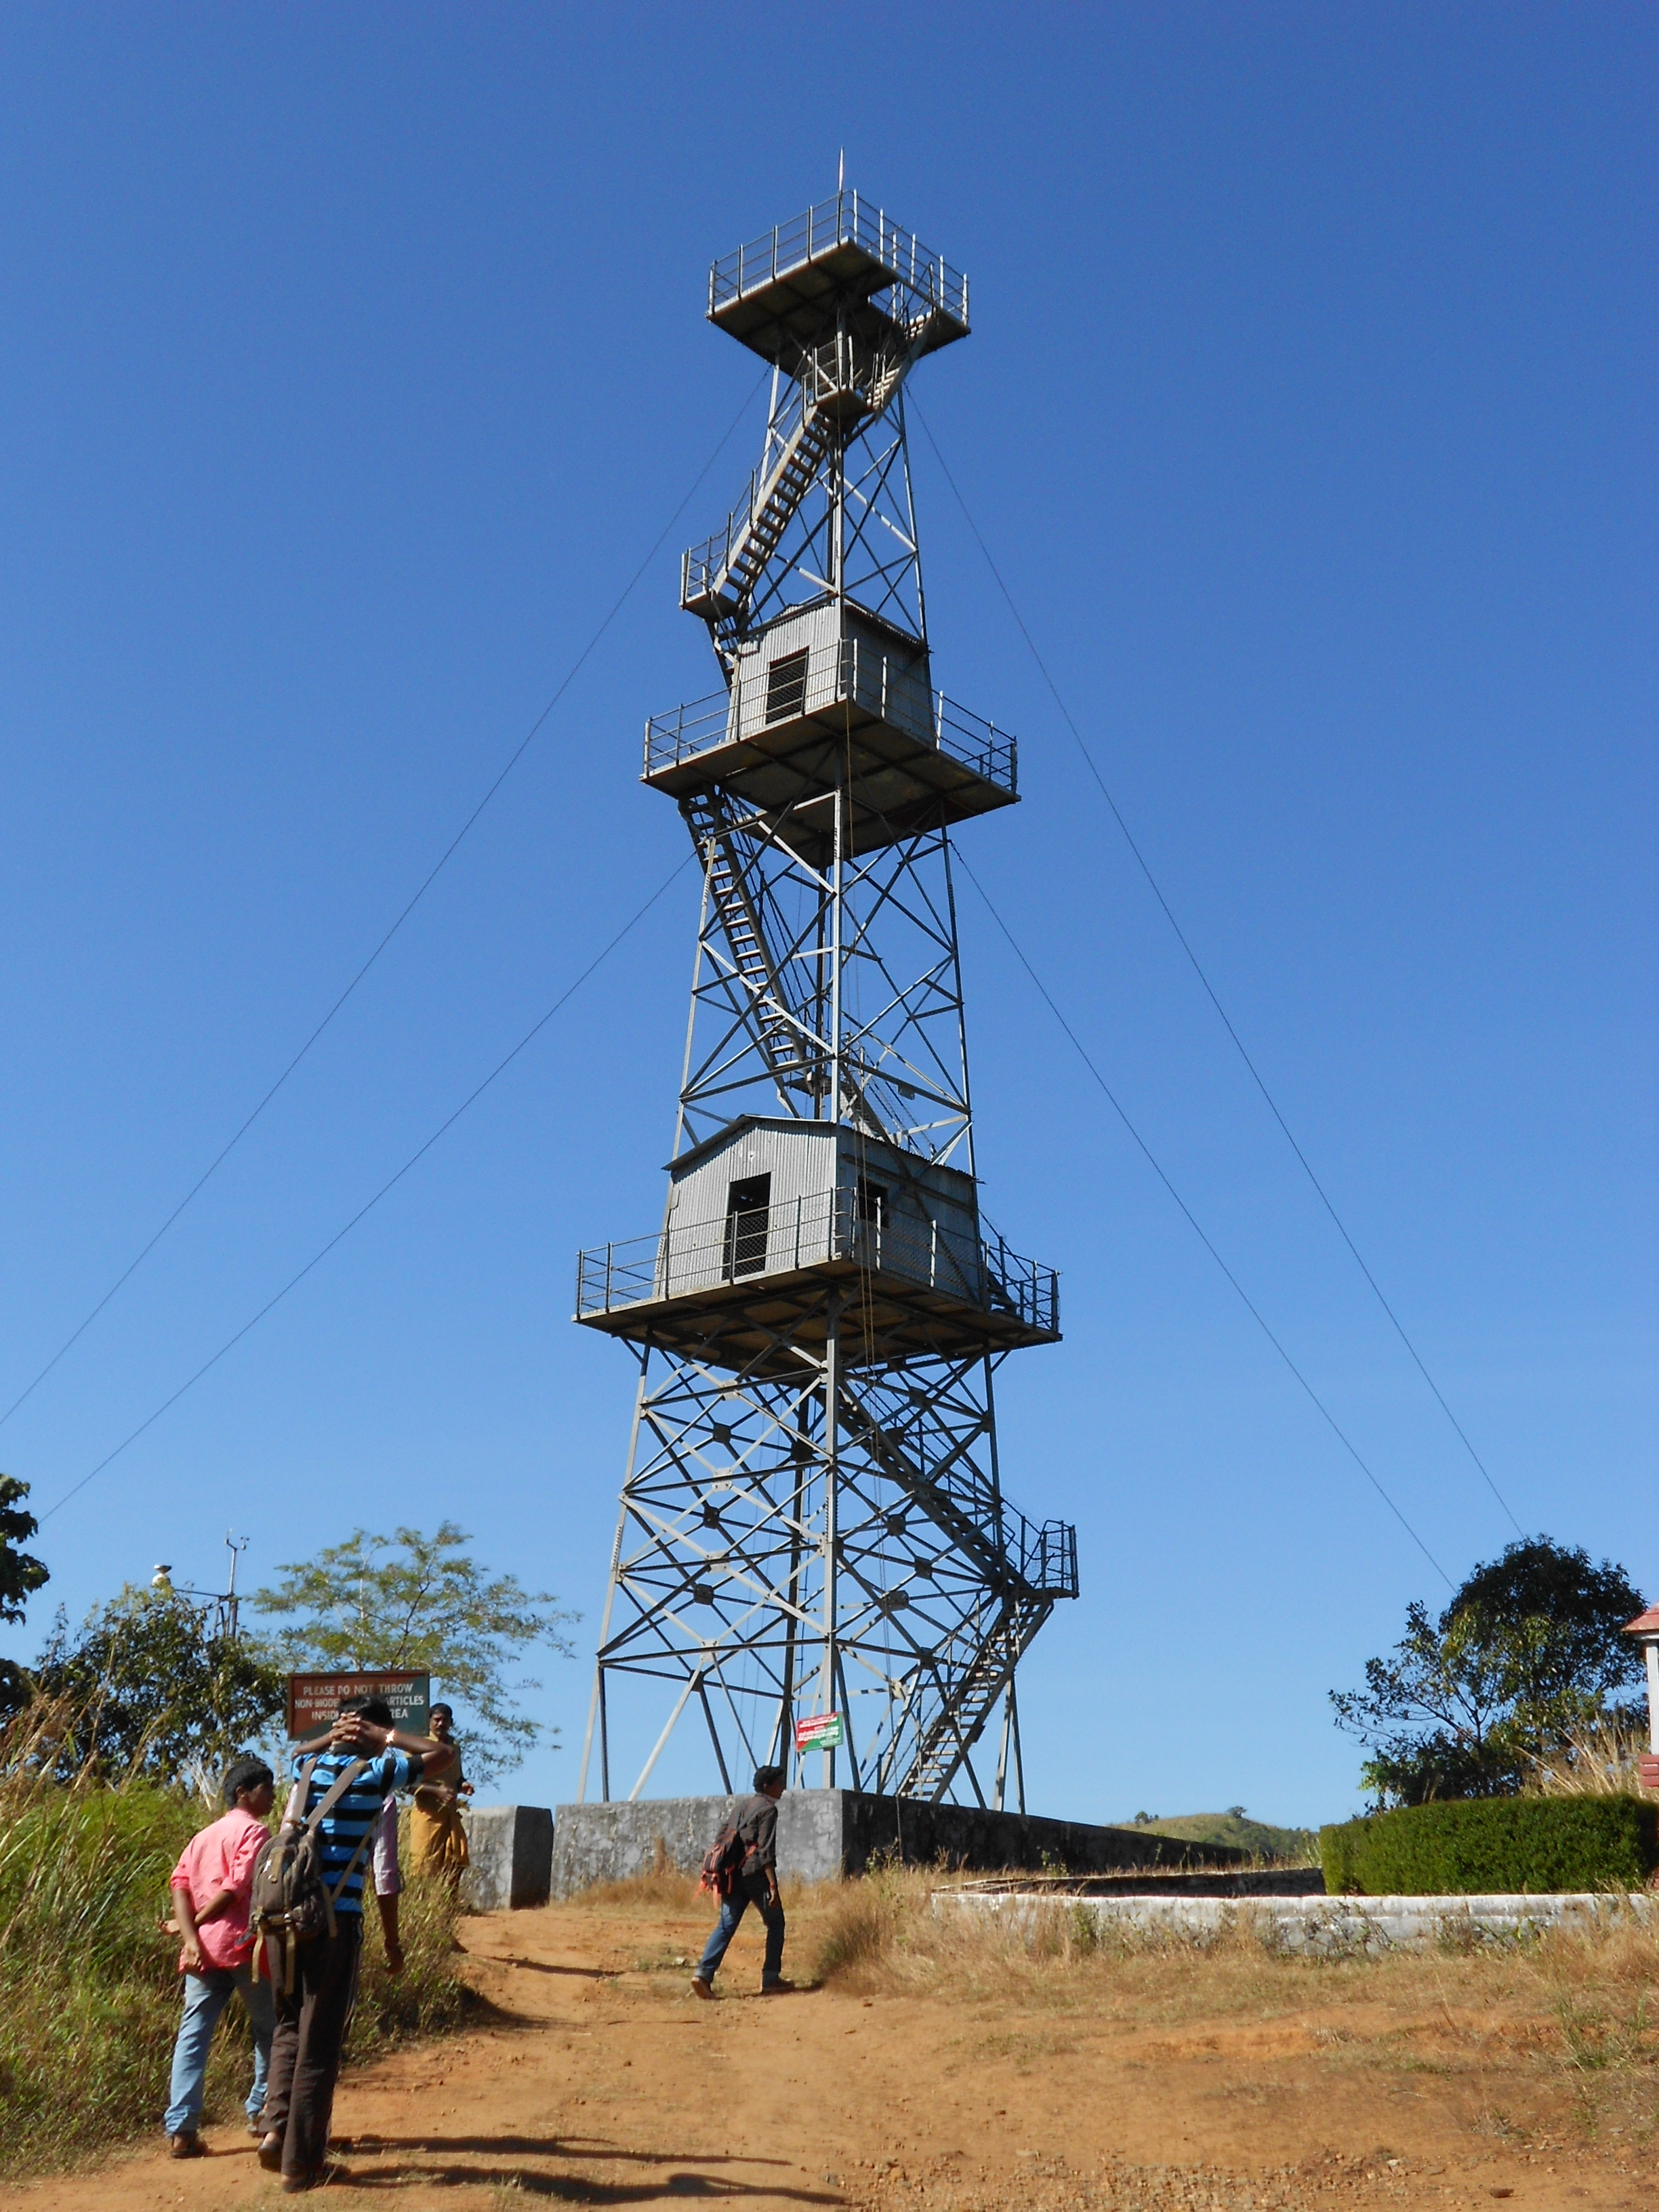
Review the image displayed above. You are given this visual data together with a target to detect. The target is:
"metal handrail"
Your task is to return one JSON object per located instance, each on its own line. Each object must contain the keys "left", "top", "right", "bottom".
{"left": 1010, "top": 1517, "right": 1080, "bottom": 1599}
{"left": 575, "top": 1187, "right": 1057, "bottom": 1336}
{"left": 644, "top": 638, "right": 1017, "bottom": 798}
{"left": 709, "top": 191, "right": 968, "bottom": 335}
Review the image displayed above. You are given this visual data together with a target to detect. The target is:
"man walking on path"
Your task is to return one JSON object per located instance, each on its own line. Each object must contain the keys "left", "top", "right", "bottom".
{"left": 691, "top": 1765, "right": 794, "bottom": 1999}
{"left": 258, "top": 1695, "right": 453, "bottom": 2192}
{"left": 163, "top": 1755, "right": 277, "bottom": 2157}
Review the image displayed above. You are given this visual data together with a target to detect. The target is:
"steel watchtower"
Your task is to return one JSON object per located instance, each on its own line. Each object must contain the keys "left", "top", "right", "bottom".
{"left": 575, "top": 190, "right": 1078, "bottom": 1809}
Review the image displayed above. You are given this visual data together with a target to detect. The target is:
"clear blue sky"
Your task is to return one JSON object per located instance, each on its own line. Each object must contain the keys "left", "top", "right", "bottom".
{"left": 0, "top": 5, "right": 1652, "bottom": 1826}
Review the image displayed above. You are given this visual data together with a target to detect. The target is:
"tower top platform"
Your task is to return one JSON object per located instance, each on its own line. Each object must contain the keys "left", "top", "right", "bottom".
{"left": 708, "top": 190, "right": 969, "bottom": 368}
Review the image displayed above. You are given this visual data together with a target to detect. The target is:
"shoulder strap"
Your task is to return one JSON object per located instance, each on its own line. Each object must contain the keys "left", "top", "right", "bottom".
{"left": 279, "top": 1756, "right": 322, "bottom": 1835}
{"left": 299, "top": 1756, "right": 374, "bottom": 1841}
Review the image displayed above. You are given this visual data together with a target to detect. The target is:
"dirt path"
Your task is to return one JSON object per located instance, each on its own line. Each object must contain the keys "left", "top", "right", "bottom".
{"left": 18, "top": 1890, "right": 1651, "bottom": 2209}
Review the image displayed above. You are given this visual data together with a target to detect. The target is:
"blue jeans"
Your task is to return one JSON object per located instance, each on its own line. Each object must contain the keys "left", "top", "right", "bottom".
{"left": 164, "top": 1963, "right": 275, "bottom": 2137}
{"left": 697, "top": 1871, "right": 786, "bottom": 1986}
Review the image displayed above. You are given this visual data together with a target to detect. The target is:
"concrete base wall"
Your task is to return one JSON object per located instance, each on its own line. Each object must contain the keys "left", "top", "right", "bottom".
{"left": 550, "top": 1792, "right": 1247, "bottom": 1898}
{"left": 462, "top": 1805, "right": 554, "bottom": 1913}
{"left": 936, "top": 1887, "right": 1659, "bottom": 1957}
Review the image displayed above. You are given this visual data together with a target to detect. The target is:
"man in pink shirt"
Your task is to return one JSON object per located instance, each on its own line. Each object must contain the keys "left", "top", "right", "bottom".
{"left": 162, "top": 1755, "right": 277, "bottom": 2158}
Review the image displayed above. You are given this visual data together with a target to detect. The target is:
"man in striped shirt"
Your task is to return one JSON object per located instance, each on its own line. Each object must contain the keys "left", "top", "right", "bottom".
{"left": 258, "top": 1695, "right": 454, "bottom": 2192}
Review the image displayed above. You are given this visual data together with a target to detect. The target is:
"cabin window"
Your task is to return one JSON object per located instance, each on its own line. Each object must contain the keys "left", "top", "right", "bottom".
{"left": 764, "top": 648, "right": 808, "bottom": 724}
{"left": 723, "top": 1172, "right": 771, "bottom": 1278}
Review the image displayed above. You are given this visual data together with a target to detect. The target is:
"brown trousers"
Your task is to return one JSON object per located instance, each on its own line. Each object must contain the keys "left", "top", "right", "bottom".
{"left": 261, "top": 1918, "right": 361, "bottom": 2178}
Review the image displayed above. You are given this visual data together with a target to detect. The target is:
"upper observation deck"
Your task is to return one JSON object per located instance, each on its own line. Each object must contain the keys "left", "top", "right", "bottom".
{"left": 708, "top": 190, "right": 969, "bottom": 367}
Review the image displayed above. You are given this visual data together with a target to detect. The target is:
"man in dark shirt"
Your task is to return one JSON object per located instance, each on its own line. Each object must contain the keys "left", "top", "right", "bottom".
{"left": 691, "top": 1764, "right": 793, "bottom": 1999}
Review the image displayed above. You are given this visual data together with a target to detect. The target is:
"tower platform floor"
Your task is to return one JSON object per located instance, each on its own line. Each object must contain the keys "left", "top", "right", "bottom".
{"left": 574, "top": 1248, "right": 1059, "bottom": 1373}
{"left": 644, "top": 672, "right": 1016, "bottom": 863}
{"left": 708, "top": 191, "right": 969, "bottom": 369}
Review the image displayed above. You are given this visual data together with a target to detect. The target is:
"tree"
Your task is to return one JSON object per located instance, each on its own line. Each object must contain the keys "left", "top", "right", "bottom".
{"left": 253, "top": 1523, "right": 575, "bottom": 1783}
{"left": 1452, "top": 1538, "right": 1645, "bottom": 1717}
{"left": 32, "top": 1586, "right": 286, "bottom": 1793}
{"left": 0, "top": 1475, "right": 49, "bottom": 1713}
{"left": 0, "top": 1476, "right": 49, "bottom": 1622}
{"left": 1330, "top": 1536, "right": 1647, "bottom": 1807}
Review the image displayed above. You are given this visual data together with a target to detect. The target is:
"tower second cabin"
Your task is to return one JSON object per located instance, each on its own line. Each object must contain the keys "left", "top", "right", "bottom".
{"left": 661, "top": 1115, "right": 981, "bottom": 1305}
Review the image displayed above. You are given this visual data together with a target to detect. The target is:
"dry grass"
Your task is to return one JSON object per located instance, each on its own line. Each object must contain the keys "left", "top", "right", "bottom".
{"left": 810, "top": 1862, "right": 1659, "bottom": 2141}
{"left": 1527, "top": 1721, "right": 1649, "bottom": 1797}
{"left": 0, "top": 1694, "right": 478, "bottom": 2175}
{"left": 575, "top": 1864, "right": 709, "bottom": 1912}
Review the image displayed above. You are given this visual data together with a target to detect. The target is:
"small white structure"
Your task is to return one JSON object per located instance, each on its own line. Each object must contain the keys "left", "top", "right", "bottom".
{"left": 659, "top": 1114, "right": 981, "bottom": 1303}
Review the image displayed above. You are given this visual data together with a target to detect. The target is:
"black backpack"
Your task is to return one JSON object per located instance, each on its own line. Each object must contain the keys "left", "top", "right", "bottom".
{"left": 250, "top": 1756, "right": 375, "bottom": 1991}
{"left": 698, "top": 1818, "right": 747, "bottom": 1898}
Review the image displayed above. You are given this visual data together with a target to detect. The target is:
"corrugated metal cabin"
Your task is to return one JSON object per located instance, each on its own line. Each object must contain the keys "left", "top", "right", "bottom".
{"left": 661, "top": 1114, "right": 981, "bottom": 1303}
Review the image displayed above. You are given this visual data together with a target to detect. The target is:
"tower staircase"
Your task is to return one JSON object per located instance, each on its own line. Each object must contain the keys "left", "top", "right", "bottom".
{"left": 682, "top": 335, "right": 916, "bottom": 630}
{"left": 890, "top": 1596, "right": 1050, "bottom": 1802}
{"left": 680, "top": 787, "right": 819, "bottom": 1095}
{"left": 682, "top": 405, "right": 835, "bottom": 626}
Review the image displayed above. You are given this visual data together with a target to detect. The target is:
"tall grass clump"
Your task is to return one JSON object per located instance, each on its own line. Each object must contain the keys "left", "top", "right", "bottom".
{"left": 814, "top": 1857, "right": 915, "bottom": 1982}
{"left": 0, "top": 1697, "right": 477, "bottom": 2175}
{"left": 1527, "top": 1721, "right": 1649, "bottom": 1799}
{"left": 0, "top": 1735, "right": 203, "bottom": 2169}
{"left": 348, "top": 1864, "right": 477, "bottom": 2055}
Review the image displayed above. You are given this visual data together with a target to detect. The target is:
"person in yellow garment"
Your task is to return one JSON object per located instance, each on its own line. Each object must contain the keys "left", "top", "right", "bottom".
{"left": 408, "top": 1703, "right": 472, "bottom": 1885}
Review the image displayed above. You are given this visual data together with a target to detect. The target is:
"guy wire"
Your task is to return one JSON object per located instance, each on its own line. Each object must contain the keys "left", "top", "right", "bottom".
{"left": 39, "top": 853, "right": 695, "bottom": 1525}
{"left": 910, "top": 400, "right": 1521, "bottom": 1542}
{"left": 954, "top": 848, "right": 1452, "bottom": 1589}
{"left": 3, "top": 370, "right": 769, "bottom": 1437}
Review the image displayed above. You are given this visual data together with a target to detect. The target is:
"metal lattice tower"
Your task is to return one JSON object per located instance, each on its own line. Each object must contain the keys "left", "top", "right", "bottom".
{"left": 575, "top": 190, "right": 1078, "bottom": 1810}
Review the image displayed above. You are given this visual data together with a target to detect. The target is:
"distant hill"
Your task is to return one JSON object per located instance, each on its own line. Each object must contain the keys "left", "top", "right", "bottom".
{"left": 1115, "top": 1810, "right": 1319, "bottom": 1864}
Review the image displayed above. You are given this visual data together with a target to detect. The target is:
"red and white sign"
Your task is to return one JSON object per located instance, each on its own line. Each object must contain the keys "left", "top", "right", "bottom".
{"left": 794, "top": 1711, "right": 844, "bottom": 1751}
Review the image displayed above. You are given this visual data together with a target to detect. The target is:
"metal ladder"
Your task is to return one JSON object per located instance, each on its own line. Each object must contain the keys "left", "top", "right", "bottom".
{"left": 682, "top": 789, "right": 817, "bottom": 1095}
{"left": 895, "top": 1597, "right": 1051, "bottom": 1803}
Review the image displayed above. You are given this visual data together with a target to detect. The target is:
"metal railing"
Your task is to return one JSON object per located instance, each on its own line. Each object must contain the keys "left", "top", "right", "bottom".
{"left": 644, "top": 637, "right": 1017, "bottom": 798}
{"left": 679, "top": 448, "right": 802, "bottom": 617}
{"left": 710, "top": 190, "right": 969, "bottom": 336}
{"left": 1010, "top": 1517, "right": 1080, "bottom": 1599}
{"left": 576, "top": 1186, "right": 1057, "bottom": 1337}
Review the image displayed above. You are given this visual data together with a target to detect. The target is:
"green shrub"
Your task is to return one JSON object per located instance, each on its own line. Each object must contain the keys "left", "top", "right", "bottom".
{"left": 1320, "top": 1793, "right": 1659, "bottom": 1896}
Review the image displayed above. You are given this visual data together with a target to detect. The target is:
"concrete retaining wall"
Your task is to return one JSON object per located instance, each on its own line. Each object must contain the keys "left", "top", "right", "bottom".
{"left": 462, "top": 1805, "right": 554, "bottom": 1913}
{"left": 550, "top": 1792, "right": 1248, "bottom": 1898}
{"left": 934, "top": 1887, "right": 1659, "bottom": 1957}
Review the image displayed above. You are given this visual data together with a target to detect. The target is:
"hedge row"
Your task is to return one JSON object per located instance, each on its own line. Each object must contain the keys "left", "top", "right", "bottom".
{"left": 1320, "top": 1793, "right": 1658, "bottom": 1896}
